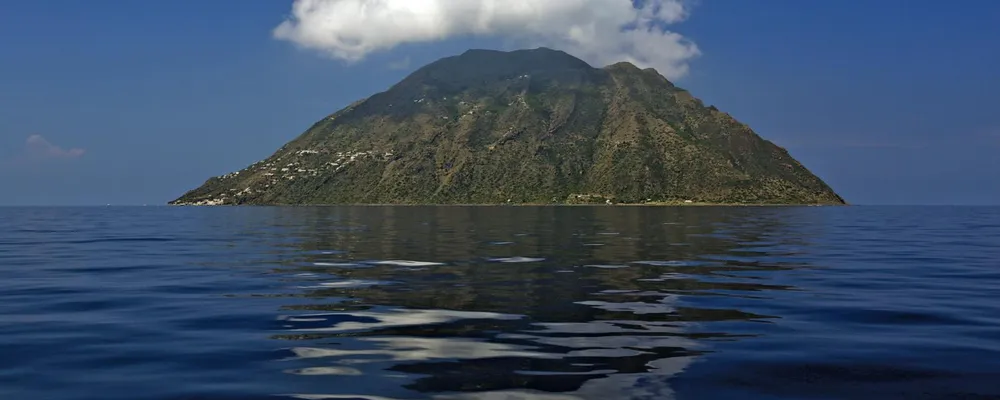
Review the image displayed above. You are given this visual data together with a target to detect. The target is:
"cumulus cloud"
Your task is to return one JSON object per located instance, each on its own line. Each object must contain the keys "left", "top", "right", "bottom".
{"left": 387, "top": 56, "right": 412, "bottom": 70}
{"left": 273, "top": 0, "right": 701, "bottom": 80}
{"left": 23, "top": 134, "right": 85, "bottom": 160}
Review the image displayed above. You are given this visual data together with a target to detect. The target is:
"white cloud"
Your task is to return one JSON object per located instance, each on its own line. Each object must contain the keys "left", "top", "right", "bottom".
{"left": 24, "top": 134, "right": 85, "bottom": 159}
{"left": 386, "top": 56, "right": 411, "bottom": 70}
{"left": 273, "top": 0, "right": 700, "bottom": 80}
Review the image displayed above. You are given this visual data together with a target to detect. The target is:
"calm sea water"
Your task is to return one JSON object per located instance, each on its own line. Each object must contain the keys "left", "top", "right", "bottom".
{"left": 1, "top": 206, "right": 998, "bottom": 400}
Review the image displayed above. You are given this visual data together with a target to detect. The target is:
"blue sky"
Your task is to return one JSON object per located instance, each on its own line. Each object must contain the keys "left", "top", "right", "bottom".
{"left": 1, "top": 0, "right": 998, "bottom": 206}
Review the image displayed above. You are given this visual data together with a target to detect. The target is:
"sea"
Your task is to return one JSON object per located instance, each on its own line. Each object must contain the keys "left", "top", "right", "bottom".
{"left": 1, "top": 206, "right": 998, "bottom": 400}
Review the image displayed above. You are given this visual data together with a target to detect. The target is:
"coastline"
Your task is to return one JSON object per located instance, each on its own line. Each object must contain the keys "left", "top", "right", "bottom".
{"left": 168, "top": 201, "right": 849, "bottom": 207}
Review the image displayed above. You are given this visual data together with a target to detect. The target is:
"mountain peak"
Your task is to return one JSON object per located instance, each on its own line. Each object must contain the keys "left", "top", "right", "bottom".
{"left": 605, "top": 61, "right": 641, "bottom": 70}
{"left": 459, "top": 46, "right": 569, "bottom": 57}
{"left": 436, "top": 47, "right": 594, "bottom": 74}
{"left": 387, "top": 47, "right": 601, "bottom": 99}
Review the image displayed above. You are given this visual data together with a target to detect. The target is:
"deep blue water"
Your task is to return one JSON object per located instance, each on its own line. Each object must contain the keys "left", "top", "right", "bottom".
{"left": 1, "top": 206, "right": 998, "bottom": 400}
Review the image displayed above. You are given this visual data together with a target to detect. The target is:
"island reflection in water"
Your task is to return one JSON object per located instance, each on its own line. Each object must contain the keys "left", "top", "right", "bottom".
{"left": 8, "top": 206, "right": 994, "bottom": 399}
{"left": 253, "top": 206, "right": 812, "bottom": 399}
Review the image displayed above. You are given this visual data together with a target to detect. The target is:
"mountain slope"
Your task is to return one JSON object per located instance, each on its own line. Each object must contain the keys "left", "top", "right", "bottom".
{"left": 171, "top": 48, "right": 845, "bottom": 205}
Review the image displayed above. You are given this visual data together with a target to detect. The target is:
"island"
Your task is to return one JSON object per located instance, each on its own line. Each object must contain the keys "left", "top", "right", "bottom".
{"left": 171, "top": 48, "right": 845, "bottom": 206}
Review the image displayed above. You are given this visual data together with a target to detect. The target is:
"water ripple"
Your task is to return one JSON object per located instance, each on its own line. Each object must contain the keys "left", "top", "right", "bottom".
{"left": 1, "top": 206, "right": 999, "bottom": 399}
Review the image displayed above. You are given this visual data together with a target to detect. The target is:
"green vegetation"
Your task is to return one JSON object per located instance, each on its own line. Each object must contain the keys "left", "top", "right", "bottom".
{"left": 170, "top": 47, "right": 845, "bottom": 206}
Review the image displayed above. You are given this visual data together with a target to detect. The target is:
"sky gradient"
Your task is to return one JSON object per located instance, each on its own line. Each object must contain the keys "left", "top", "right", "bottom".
{"left": 2, "top": 0, "right": 998, "bottom": 205}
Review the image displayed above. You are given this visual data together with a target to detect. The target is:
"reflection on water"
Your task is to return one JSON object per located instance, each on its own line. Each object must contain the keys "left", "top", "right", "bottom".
{"left": 260, "top": 206, "right": 813, "bottom": 399}
{"left": 1, "top": 206, "right": 999, "bottom": 399}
